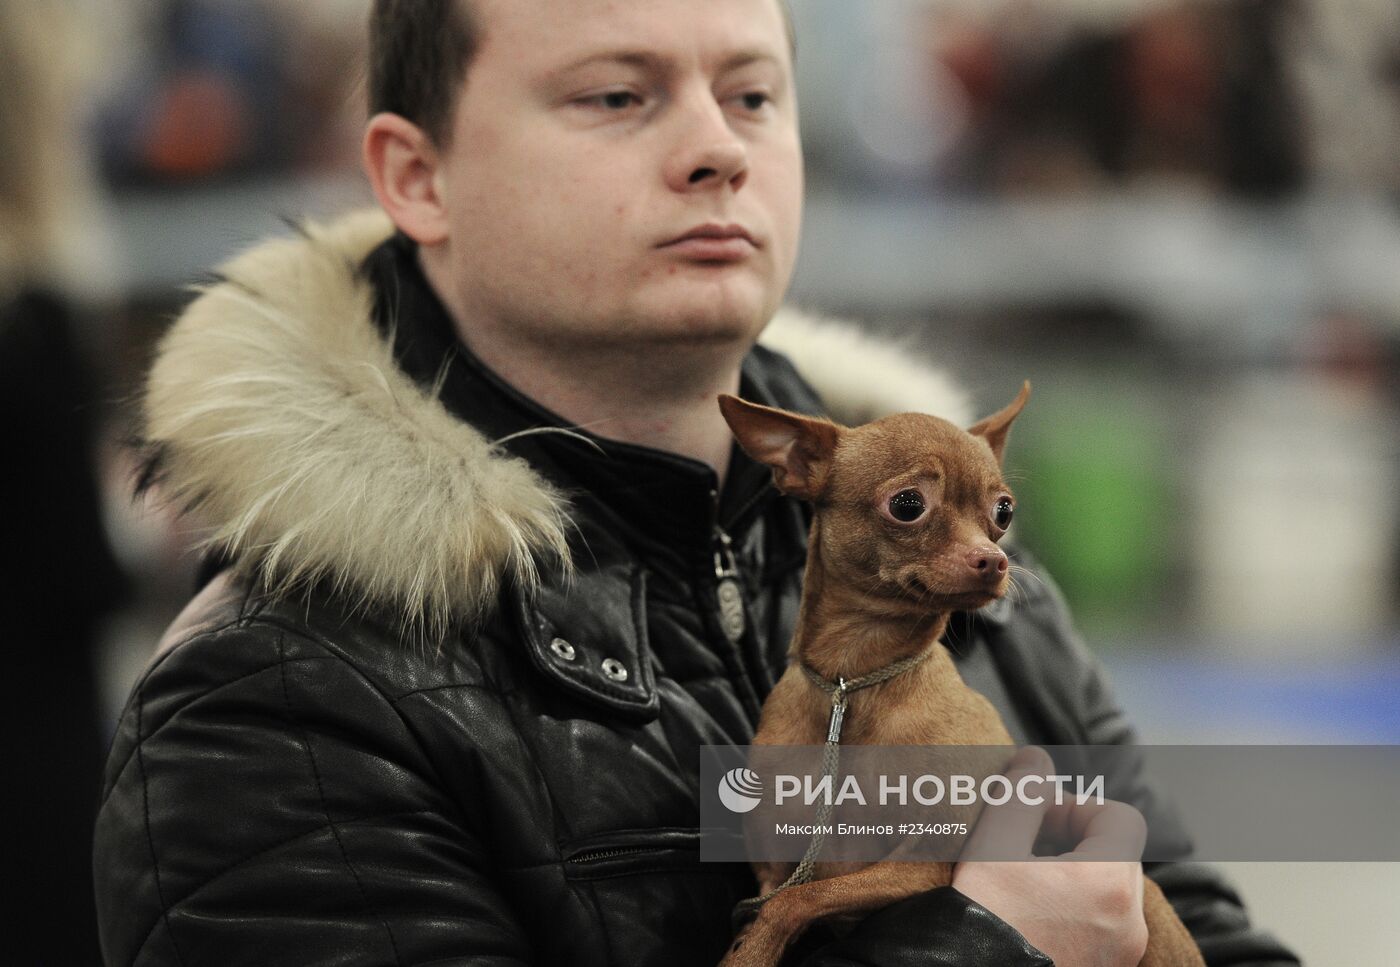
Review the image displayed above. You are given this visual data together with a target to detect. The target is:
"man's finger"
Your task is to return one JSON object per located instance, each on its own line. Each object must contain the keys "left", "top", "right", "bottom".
{"left": 1052, "top": 799, "right": 1148, "bottom": 861}
{"left": 960, "top": 746, "right": 1054, "bottom": 860}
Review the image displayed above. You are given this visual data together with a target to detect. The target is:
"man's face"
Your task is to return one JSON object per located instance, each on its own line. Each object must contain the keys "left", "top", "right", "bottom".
{"left": 433, "top": 0, "right": 803, "bottom": 352}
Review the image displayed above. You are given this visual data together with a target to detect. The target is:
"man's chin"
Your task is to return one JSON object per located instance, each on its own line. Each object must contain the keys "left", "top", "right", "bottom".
{"left": 635, "top": 267, "right": 778, "bottom": 327}
{"left": 632, "top": 292, "right": 773, "bottom": 346}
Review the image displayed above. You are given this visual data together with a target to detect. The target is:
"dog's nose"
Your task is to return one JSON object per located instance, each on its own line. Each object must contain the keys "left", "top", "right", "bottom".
{"left": 967, "top": 546, "right": 1008, "bottom": 578}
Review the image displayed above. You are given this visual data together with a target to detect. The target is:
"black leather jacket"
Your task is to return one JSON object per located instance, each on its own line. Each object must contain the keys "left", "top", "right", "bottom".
{"left": 93, "top": 223, "right": 1300, "bottom": 966}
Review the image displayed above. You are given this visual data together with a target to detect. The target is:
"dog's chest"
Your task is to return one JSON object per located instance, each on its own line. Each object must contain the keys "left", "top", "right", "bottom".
{"left": 846, "top": 678, "right": 1015, "bottom": 747}
{"left": 754, "top": 666, "right": 1014, "bottom": 749}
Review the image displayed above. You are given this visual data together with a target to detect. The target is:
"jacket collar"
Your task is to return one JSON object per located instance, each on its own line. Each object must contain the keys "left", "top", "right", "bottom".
{"left": 142, "top": 209, "right": 976, "bottom": 639}
{"left": 361, "top": 231, "right": 788, "bottom": 578}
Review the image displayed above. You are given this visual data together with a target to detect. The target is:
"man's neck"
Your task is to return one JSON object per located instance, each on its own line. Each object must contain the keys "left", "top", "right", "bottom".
{"left": 420, "top": 253, "right": 746, "bottom": 485}
{"left": 468, "top": 336, "right": 743, "bottom": 483}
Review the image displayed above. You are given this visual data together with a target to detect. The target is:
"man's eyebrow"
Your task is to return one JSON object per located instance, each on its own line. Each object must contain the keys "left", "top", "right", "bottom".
{"left": 717, "top": 49, "right": 784, "bottom": 72}
{"left": 548, "top": 47, "right": 784, "bottom": 77}
{"left": 552, "top": 50, "right": 655, "bottom": 75}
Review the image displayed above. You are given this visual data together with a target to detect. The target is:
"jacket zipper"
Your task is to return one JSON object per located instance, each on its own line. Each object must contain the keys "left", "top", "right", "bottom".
{"left": 709, "top": 479, "right": 769, "bottom": 647}
{"left": 709, "top": 485, "right": 771, "bottom": 720}
{"left": 711, "top": 514, "right": 767, "bottom": 727}
{"left": 569, "top": 845, "right": 668, "bottom": 864}
{"left": 713, "top": 526, "right": 747, "bottom": 645}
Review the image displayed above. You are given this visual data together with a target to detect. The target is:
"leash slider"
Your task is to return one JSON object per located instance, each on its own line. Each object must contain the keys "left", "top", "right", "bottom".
{"left": 826, "top": 678, "right": 848, "bottom": 743}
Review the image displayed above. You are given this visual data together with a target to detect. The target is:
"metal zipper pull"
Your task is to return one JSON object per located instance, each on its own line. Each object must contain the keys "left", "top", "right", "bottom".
{"left": 714, "top": 527, "right": 746, "bottom": 644}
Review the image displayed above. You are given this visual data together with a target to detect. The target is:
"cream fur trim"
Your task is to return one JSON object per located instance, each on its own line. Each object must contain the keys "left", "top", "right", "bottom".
{"left": 144, "top": 210, "right": 571, "bottom": 638}
{"left": 760, "top": 309, "right": 974, "bottom": 428}
{"left": 142, "top": 209, "right": 973, "bottom": 634}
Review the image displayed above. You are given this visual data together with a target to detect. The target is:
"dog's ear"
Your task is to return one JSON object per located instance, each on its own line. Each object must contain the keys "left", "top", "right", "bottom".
{"left": 967, "top": 381, "right": 1031, "bottom": 467}
{"left": 718, "top": 395, "right": 842, "bottom": 501}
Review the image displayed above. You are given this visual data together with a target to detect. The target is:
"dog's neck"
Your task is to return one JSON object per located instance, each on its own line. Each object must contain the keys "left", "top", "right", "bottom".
{"left": 791, "top": 518, "right": 954, "bottom": 684}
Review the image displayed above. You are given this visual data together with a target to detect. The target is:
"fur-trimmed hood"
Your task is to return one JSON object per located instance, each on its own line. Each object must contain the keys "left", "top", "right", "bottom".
{"left": 142, "top": 209, "right": 974, "bottom": 637}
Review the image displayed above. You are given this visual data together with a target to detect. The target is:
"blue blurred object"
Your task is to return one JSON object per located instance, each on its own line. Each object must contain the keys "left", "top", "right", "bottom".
{"left": 1103, "top": 647, "right": 1400, "bottom": 743}
{"left": 97, "top": 0, "right": 287, "bottom": 185}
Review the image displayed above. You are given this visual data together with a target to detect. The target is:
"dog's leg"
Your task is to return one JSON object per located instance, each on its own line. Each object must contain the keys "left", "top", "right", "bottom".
{"left": 719, "top": 858, "right": 953, "bottom": 967}
{"left": 1138, "top": 877, "right": 1206, "bottom": 967}
{"left": 752, "top": 860, "right": 794, "bottom": 897}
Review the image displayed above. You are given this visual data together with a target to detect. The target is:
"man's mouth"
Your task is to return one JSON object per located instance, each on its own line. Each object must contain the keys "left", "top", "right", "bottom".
{"left": 659, "top": 224, "right": 758, "bottom": 262}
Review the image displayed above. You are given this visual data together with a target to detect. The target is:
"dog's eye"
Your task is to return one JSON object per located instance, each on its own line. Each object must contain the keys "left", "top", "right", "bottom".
{"left": 888, "top": 489, "right": 926, "bottom": 523}
{"left": 993, "top": 496, "right": 1014, "bottom": 530}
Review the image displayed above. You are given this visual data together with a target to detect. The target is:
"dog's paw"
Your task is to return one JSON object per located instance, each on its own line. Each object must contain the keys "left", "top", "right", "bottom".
{"left": 717, "top": 919, "right": 784, "bottom": 967}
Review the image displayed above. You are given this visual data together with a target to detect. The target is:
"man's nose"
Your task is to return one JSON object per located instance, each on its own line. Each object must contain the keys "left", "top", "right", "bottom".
{"left": 664, "top": 95, "right": 749, "bottom": 194}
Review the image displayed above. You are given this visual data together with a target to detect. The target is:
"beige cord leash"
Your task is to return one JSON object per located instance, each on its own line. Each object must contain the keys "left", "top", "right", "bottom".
{"left": 731, "top": 644, "right": 940, "bottom": 929}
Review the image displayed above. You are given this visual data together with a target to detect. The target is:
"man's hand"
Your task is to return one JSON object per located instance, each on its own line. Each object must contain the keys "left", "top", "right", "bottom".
{"left": 951, "top": 747, "right": 1150, "bottom": 967}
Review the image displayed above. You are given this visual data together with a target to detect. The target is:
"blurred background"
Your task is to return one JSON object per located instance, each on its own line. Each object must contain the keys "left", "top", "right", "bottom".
{"left": 2, "top": 0, "right": 1396, "bottom": 963}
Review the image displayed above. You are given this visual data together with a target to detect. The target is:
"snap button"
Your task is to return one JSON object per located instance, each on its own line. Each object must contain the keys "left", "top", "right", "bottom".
{"left": 550, "top": 637, "right": 577, "bottom": 661}
{"left": 601, "top": 658, "right": 629, "bottom": 682}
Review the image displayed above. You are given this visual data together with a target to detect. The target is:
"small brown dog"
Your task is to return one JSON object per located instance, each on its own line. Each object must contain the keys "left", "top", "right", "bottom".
{"left": 715, "top": 385, "right": 1203, "bottom": 967}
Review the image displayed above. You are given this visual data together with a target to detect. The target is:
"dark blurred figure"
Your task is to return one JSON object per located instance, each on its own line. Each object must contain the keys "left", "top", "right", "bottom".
{"left": 927, "top": 0, "right": 1308, "bottom": 196}
{"left": 0, "top": 4, "right": 128, "bottom": 962}
{"left": 1111, "top": 0, "right": 1307, "bottom": 196}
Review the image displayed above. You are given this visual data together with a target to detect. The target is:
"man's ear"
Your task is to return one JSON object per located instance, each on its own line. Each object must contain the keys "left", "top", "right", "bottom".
{"left": 718, "top": 395, "right": 842, "bottom": 501}
{"left": 362, "top": 112, "right": 450, "bottom": 245}
{"left": 967, "top": 380, "right": 1031, "bottom": 466}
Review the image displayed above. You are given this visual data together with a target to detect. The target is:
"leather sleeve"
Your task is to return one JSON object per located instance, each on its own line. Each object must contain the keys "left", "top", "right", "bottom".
{"left": 92, "top": 621, "right": 534, "bottom": 966}
{"left": 1149, "top": 863, "right": 1302, "bottom": 966}
{"left": 1006, "top": 556, "right": 1302, "bottom": 966}
{"left": 792, "top": 888, "right": 1053, "bottom": 966}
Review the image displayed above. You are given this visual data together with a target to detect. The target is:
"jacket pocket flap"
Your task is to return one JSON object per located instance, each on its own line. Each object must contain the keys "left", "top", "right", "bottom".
{"left": 517, "top": 562, "right": 659, "bottom": 722}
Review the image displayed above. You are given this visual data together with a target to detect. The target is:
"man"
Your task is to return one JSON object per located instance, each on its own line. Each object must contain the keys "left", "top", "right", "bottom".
{"left": 94, "top": 1, "right": 1299, "bottom": 964}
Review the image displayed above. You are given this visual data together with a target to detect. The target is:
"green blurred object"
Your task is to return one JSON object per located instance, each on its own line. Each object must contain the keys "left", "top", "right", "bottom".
{"left": 1011, "top": 380, "right": 1174, "bottom": 641}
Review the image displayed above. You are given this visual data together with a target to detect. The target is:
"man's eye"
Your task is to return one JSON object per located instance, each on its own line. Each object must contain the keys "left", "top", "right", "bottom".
{"left": 737, "top": 91, "right": 771, "bottom": 112}
{"left": 583, "top": 90, "right": 642, "bottom": 110}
